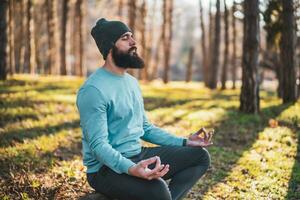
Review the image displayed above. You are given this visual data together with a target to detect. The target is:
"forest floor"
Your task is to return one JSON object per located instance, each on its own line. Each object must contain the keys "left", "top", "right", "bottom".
{"left": 0, "top": 75, "right": 299, "bottom": 200}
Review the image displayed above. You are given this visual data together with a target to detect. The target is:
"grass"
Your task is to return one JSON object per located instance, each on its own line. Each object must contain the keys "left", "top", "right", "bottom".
{"left": 0, "top": 75, "right": 299, "bottom": 200}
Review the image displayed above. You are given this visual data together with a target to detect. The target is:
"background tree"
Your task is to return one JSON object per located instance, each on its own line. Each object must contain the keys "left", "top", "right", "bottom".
{"left": 208, "top": 0, "right": 221, "bottom": 89}
{"left": 46, "top": 0, "right": 56, "bottom": 74}
{"left": 60, "top": 0, "right": 69, "bottom": 75}
{"left": 74, "top": 0, "right": 84, "bottom": 76}
{"left": 221, "top": 0, "right": 229, "bottom": 90}
{"left": 8, "top": 0, "right": 15, "bottom": 75}
{"left": 185, "top": 46, "right": 194, "bottom": 82}
{"left": 240, "top": 0, "right": 260, "bottom": 113}
{"left": 162, "top": 0, "right": 173, "bottom": 84}
{"left": 199, "top": 0, "right": 208, "bottom": 85}
{"left": 231, "top": 0, "right": 237, "bottom": 89}
{"left": 280, "top": 0, "right": 297, "bottom": 103}
{"left": 0, "top": 0, "right": 8, "bottom": 80}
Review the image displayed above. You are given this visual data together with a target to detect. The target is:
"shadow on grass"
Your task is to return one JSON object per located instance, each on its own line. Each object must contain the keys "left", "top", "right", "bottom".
{"left": 286, "top": 124, "right": 300, "bottom": 199}
{"left": 195, "top": 103, "right": 293, "bottom": 197}
{"left": 143, "top": 96, "right": 211, "bottom": 111}
{"left": 0, "top": 120, "right": 80, "bottom": 148}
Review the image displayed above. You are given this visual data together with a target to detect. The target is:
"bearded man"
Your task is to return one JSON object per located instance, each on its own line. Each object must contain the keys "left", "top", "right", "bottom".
{"left": 76, "top": 18, "right": 213, "bottom": 200}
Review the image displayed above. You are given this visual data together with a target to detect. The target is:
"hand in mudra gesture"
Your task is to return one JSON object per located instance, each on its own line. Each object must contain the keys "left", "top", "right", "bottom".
{"left": 187, "top": 127, "right": 214, "bottom": 147}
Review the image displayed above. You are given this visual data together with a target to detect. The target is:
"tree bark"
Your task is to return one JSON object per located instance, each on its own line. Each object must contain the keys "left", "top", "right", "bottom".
{"left": 60, "top": 0, "right": 69, "bottom": 75}
{"left": 128, "top": 0, "right": 136, "bottom": 34}
{"left": 231, "top": 1, "right": 237, "bottom": 89}
{"left": 162, "top": 0, "right": 173, "bottom": 84}
{"left": 199, "top": 0, "right": 208, "bottom": 84}
{"left": 74, "top": 0, "right": 84, "bottom": 76}
{"left": 8, "top": 0, "right": 15, "bottom": 75}
{"left": 280, "top": 0, "right": 297, "bottom": 103}
{"left": 0, "top": 0, "right": 8, "bottom": 80}
{"left": 46, "top": 0, "right": 55, "bottom": 74}
{"left": 208, "top": 0, "right": 221, "bottom": 89}
{"left": 240, "top": 0, "right": 260, "bottom": 113}
{"left": 28, "top": 0, "right": 36, "bottom": 74}
{"left": 138, "top": 0, "right": 148, "bottom": 81}
{"left": 185, "top": 46, "right": 194, "bottom": 82}
{"left": 221, "top": 0, "right": 229, "bottom": 90}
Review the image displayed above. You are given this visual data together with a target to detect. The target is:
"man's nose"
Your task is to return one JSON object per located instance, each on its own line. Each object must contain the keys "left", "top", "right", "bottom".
{"left": 130, "top": 37, "right": 136, "bottom": 46}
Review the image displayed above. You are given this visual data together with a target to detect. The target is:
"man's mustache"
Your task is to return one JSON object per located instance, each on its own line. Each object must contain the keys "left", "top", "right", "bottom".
{"left": 128, "top": 47, "right": 137, "bottom": 54}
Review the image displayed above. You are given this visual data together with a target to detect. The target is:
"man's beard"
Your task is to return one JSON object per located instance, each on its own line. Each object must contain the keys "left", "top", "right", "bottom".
{"left": 111, "top": 45, "right": 145, "bottom": 69}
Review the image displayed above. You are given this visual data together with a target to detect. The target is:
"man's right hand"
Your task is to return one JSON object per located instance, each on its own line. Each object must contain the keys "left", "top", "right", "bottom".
{"left": 128, "top": 156, "right": 169, "bottom": 180}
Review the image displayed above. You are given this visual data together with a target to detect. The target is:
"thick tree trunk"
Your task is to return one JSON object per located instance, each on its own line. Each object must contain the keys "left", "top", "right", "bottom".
{"left": 74, "top": 0, "right": 84, "bottom": 76}
{"left": 185, "top": 46, "right": 194, "bottom": 82}
{"left": 46, "top": 0, "right": 55, "bottom": 74}
{"left": 240, "top": 0, "right": 260, "bottom": 113}
{"left": 221, "top": 0, "right": 229, "bottom": 90}
{"left": 0, "top": 1, "right": 8, "bottom": 80}
{"left": 28, "top": 0, "right": 36, "bottom": 74}
{"left": 231, "top": 1, "right": 237, "bottom": 89}
{"left": 280, "top": 0, "right": 297, "bottom": 103}
{"left": 199, "top": 0, "right": 208, "bottom": 84}
{"left": 60, "top": 0, "right": 69, "bottom": 75}
{"left": 128, "top": 0, "right": 136, "bottom": 34}
{"left": 8, "top": 0, "right": 15, "bottom": 75}
{"left": 208, "top": 0, "right": 221, "bottom": 89}
{"left": 162, "top": 0, "right": 173, "bottom": 84}
{"left": 138, "top": 0, "right": 148, "bottom": 81}
{"left": 206, "top": 1, "right": 214, "bottom": 87}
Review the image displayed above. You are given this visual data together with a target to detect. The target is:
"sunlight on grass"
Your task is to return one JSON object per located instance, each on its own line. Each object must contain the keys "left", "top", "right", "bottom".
{"left": 1, "top": 75, "right": 299, "bottom": 199}
{"left": 201, "top": 103, "right": 299, "bottom": 200}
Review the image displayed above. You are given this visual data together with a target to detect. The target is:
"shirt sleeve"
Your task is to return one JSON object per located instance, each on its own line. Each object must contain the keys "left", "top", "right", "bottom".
{"left": 76, "top": 85, "right": 135, "bottom": 174}
{"left": 141, "top": 110, "right": 185, "bottom": 146}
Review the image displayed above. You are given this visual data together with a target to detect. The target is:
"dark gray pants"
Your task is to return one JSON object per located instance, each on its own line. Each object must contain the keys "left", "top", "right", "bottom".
{"left": 87, "top": 146, "right": 211, "bottom": 200}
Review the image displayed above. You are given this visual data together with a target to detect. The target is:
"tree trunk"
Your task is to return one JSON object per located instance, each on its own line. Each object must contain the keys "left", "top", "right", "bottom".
{"left": 239, "top": 0, "right": 260, "bottom": 114}
{"left": 280, "top": 0, "right": 297, "bottom": 103}
{"left": 0, "top": 0, "right": 8, "bottom": 80}
{"left": 199, "top": 0, "right": 208, "bottom": 84}
{"left": 231, "top": 1, "right": 237, "bottom": 89}
{"left": 138, "top": 0, "right": 148, "bottom": 81}
{"left": 208, "top": 0, "right": 221, "bottom": 89}
{"left": 60, "top": 0, "right": 69, "bottom": 75}
{"left": 118, "top": 0, "right": 124, "bottom": 19}
{"left": 128, "top": 0, "right": 136, "bottom": 34}
{"left": 74, "top": 0, "right": 83, "bottom": 76}
{"left": 221, "top": 0, "right": 229, "bottom": 90}
{"left": 206, "top": 1, "right": 214, "bottom": 87}
{"left": 28, "top": 0, "right": 36, "bottom": 74}
{"left": 145, "top": 0, "right": 157, "bottom": 81}
{"left": 46, "top": 0, "right": 55, "bottom": 74}
{"left": 150, "top": 36, "right": 161, "bottom": 81}
{"left": 8, "top": 0, "right": 15, "bottom": 75}
{"left": 127, "top": 0, "right": 136, "bottom": 76}
{"left": 185, "top": 46, "right": 194, "bottom": 82}
{"left": 162, "top": 0, "right": 173, "bottom": 84}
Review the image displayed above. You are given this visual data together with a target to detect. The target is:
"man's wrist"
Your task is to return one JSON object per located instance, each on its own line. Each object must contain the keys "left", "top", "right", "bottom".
{"left": 182, "top": 138, "right": 187, "bottom": 146}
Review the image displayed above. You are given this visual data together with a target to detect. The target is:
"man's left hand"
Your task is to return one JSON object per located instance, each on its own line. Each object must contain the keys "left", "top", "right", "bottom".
{"left": 186, "top": 127, "right": 214, "bottom": 147}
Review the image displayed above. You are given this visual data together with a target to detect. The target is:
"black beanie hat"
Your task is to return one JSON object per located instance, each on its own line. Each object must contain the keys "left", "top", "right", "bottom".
{"left": 91, "top": 18, "right": 131, "bottom": 60}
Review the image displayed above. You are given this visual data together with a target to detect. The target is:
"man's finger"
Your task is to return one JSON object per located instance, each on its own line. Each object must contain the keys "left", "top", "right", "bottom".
{"left": 139, "top": 156, "right": 157, "bottom": 168}
{"left": 196, "top": 127, "right": 206, "bottom": 136}
{"left": 149, "top": 164, "right": 169, "bottom": 179}
{"left": 152, "top": 156, "right": 161, "bottom": 172}
{"left": 208, "top": 130, "right": 214, "bottom": 142}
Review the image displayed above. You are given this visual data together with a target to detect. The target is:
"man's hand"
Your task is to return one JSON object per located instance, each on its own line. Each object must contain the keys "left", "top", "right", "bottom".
{"left": 128, "top": 156, "right": 169, "bottom": 180}
{"left": 187, "top": 127, "right": 214, "bottom": 147}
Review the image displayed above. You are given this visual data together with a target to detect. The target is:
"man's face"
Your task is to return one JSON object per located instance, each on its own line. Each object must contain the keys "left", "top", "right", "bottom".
{"left": 111, "top": 32, "right": 145, "bottom": 69}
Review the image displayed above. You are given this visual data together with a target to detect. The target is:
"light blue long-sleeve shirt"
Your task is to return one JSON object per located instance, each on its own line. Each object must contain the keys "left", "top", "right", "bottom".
{"left": 76, "top": 67, "right": 185, "bottom": 174}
